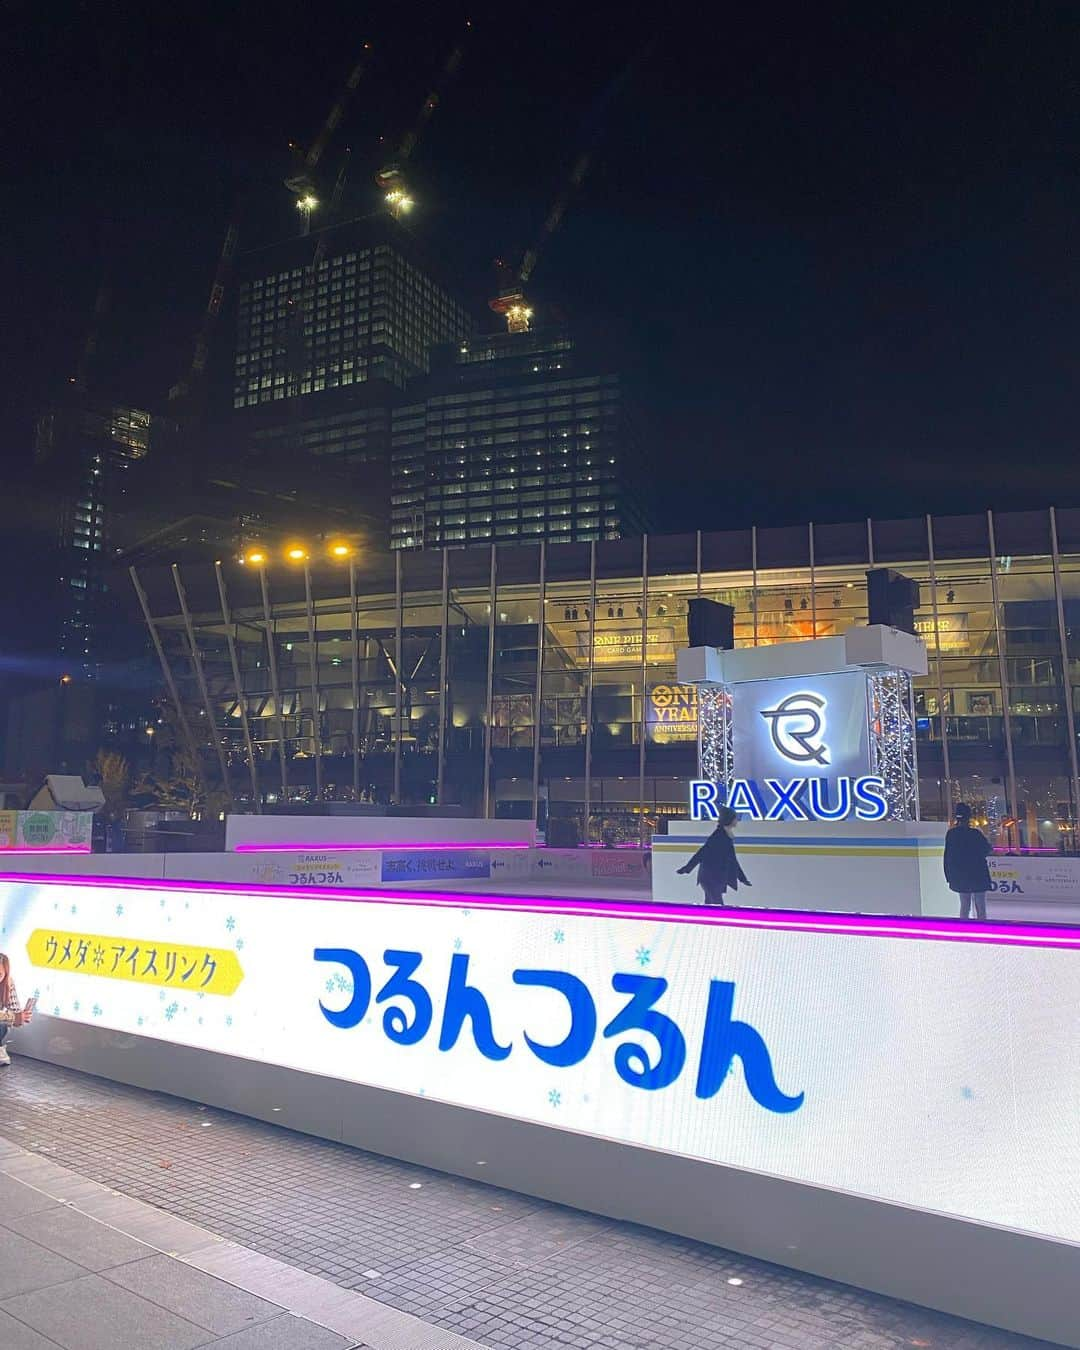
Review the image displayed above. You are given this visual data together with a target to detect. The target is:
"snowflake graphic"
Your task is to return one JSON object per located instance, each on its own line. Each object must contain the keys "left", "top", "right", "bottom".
{"left": 159, "top": 990, "right": 166, "bottom": 1001}
{"left": 548, "top": 1089, "right": 561, "bottom": 1108}
{"left": 159, "top": 898, "right": 166, "bottom": 908}
{"left": 72, "top": 1000, "right": 80, "bottom": 1013}
{"left": 70, "top": 904, "right": 78, "bottom": 915}
{"left": 325, "top": 977, "right": 335, "bottom": 994}
{"left": 197, "top": 1016, "right": 203, "bottom": 1026}
{"left": 52, "top": 1005, "right": 60, "bottom": 1017}
{"left": 235, "top": 938, "right": 244, "bottom": 951}
{"left": 453, "top": 936, "right": 463, "bottom": 952}
{"left": 332, "top": 972, "right": 352, "bottom": 993}
{"left": 137, "top": 1016, "right": 144, "bottom": 1027}
{"left": 91, "top": 1004, "right": 102, "bottom": 1018}
{"left": 961, "top": 1086, "right": 974, "bottom": 1100}
{"left": 635, "top": 946, "right": 651, "bottom": 968}
{"left": 553, "top": 929, "right": 565, "bottom": 944}
{"left": 164, "top": 1002, "right": 179, "bottom": 1022}
{"left": 115, "top": 904, "right": 124, "bottom": 917}
{"left": 225, "top": 915, "right": 236, "bottom": 932}
{"left": 225, "top": 1015, "right": 233, "bottom": 1028}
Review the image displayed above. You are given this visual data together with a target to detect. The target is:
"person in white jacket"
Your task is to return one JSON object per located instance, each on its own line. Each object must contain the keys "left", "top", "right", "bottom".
{"left": 0, "top": 953, "right": 33, "bottom": 1066}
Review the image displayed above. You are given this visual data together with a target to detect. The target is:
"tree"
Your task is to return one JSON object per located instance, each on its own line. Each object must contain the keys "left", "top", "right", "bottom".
{"left": 91, "top": 750, "right": 130, "bottom": 822}
{"left": 131, "top": 703, "right": 229, "bottom": 819}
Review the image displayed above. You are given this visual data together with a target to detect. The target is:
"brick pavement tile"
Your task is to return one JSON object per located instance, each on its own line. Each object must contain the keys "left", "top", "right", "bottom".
{"left": 0, "top": 1271, "right": 211, "bottom": 1350}
{"left": 105, "top": 1253, "right": 284, "bottom": 1336}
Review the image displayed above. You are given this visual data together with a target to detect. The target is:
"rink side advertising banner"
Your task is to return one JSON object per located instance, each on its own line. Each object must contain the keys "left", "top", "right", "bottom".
{"left": 2, "top": 877, "right": 1077, "bottom": 1245}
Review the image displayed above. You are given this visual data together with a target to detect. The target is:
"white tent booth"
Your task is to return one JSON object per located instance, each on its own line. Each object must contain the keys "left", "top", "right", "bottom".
{"left": 652, "top": 624, "right": 955, "bottom": 914}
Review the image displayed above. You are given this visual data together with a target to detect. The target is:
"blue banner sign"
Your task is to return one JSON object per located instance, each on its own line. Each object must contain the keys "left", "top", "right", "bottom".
{"left": 380, "top": 851, "right": 492, "bottom": 883}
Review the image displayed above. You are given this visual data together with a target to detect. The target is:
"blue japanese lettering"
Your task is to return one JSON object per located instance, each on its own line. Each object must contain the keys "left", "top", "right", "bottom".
{"left": 695, "top": 980, "right": 803, "bottom": 1113}
{"left": 314, "top": 948, "right": 372, "bottom": 1028}
{"left": 438, "top": 953, "right": 512, "bottom": 1061}
{"left": 603, "top": 974, "right": 686, "bottom": 1091}
{"left": 377, "top": 950, "right": 433, "bottom": 1045}
{"left": 513, "top": 969, "right": 596, "bottom": 1067}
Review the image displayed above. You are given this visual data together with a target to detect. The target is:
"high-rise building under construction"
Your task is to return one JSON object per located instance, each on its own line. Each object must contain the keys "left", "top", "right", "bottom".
{"left": 388, "top": 324, "right": 650, "bottom": 551}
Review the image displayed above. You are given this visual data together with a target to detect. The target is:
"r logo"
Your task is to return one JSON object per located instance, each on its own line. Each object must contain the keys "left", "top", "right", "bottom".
{"left": 759, "top": 691, "right": 829, "bottom": 765}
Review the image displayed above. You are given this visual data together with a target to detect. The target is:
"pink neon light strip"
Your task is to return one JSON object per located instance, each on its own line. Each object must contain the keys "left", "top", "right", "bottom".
{"left": 0, "top": 847, "right": 91, "bottom": 855}
{"left": 1, "top": 870, "right": 1078, "bottom": 952}
{"left": 232, "top": 841, "right": 532, "bottom": 853}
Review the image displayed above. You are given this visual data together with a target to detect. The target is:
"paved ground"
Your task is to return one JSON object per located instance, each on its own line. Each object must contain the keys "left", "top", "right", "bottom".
{"left": 0, "top": 1141, "right": 357, "bottom": 1350}
{"left": 0, "top": 1057, "right": 1059, "bottom": 1350}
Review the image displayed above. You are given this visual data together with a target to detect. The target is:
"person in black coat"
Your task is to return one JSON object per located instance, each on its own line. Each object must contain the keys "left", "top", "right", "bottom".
{"left": 677, "top": 805, "right": 750, "bottom": 906}
{"left": 943, "top": 802, "right": 993, "bottom": 919}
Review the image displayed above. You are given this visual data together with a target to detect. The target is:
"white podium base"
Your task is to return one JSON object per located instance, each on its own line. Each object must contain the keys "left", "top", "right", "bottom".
{"left": 652, "top": 819, "right": 953, "bottom": 916}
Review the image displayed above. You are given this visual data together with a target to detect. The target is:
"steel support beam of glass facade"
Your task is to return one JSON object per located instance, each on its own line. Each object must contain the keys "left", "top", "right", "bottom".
{"left": 128, "top": 565, "right": 202, "bottom": 772}
{"left": 171, "top": 563, "right": 232, "bottom": 804}
{"left": 214, "top": 561, "right": 261, "bottom": 811}
{"left": 136, "top": 508, "right": 1080, "bottom": 852}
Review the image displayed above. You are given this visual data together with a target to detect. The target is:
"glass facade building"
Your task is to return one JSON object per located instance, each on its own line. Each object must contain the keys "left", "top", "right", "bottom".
{"left": 35, "top": 401, "right": 164, "bottom": 676}
{"left": 138, "top": 508, "right": 1080, "bottom": 851}
{"left": 389, "top": 327, "right": 649, "bottom": 551}
{"left": 233, "top": 219, "right": 473, "bottom": 410}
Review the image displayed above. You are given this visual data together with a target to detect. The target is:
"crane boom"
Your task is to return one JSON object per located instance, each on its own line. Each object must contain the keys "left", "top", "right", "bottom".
{"left": 375, "top": 22, "right": 471, "bottom": 218}
{"left": 71, "top": 275, "right": 112, "bottom": 396}
{"left": 169, "top": 201, "right": 242, "bottom": 411}
{"left": 304, "top": 45, "right": 372, "bottom": 171}
{"left": 286, "top": 42, "right": 372, "bottom": 230}
{"left": 489, "top": 50, "right": 644, "bottom": 331}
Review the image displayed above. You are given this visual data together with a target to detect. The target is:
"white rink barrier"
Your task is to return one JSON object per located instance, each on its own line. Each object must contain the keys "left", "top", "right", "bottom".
{"left": 2, "top": 871, "right": 1078, "bottom": 1347}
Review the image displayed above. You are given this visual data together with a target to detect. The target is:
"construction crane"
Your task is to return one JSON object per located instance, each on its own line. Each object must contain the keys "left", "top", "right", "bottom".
{"left": 489, "top": 52, "right": 644, "bottom": 334}
{"left": 488, "top": 146, "right": 591, "bottom": 334}
{"left": 70, "top": 273, "right": 112, "bottom": 395}
{"left": 374, "top": 22, "right": 470, "bottom": 219}
{"left": 168, "top": 200, "right": 242, "bottom": 415}
{"left": 285, "top": 42, "right": 373, "bottom": 232}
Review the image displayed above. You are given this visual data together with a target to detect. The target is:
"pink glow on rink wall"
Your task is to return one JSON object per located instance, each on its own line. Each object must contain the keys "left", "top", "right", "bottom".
{"left": 0, "top": 846, "right": 92, "bottom": 855}
{"left": 2, "top": 870, "right": 1079, "bottom": 952}
{"left": 232, "top": 841, "right": 532, "bottom": 853}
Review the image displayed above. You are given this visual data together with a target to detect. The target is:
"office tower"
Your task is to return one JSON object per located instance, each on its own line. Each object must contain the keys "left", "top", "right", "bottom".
{"left": 33, "top": 400, "right": 169, "bottom": 677}
{"left": 388, "top": 323, "right": 649, "bottom": 551}
{"left": 225, "top": 216, "right": 473, "bottom": 543}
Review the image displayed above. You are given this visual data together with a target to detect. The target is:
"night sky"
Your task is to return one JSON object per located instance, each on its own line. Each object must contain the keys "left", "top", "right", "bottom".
{"left": 5, "top": 1, "right": 1080, "bottom": 536}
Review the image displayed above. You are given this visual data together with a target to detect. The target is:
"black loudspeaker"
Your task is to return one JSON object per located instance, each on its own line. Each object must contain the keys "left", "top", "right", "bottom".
{"left": 866, "top": 568, "right": 920, "bottom": 635}
{"left": 687, "top": 597, "right": 735, "bottom": 649}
